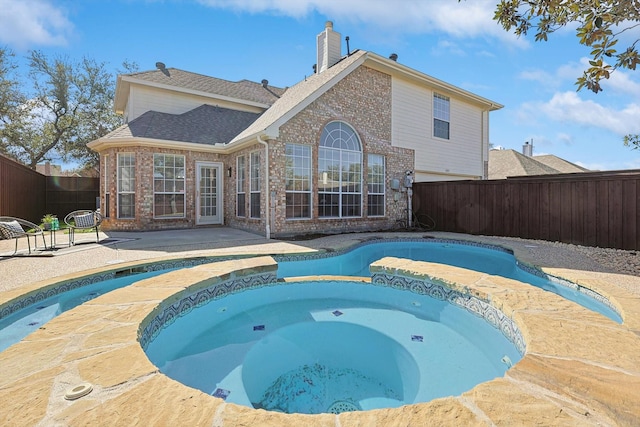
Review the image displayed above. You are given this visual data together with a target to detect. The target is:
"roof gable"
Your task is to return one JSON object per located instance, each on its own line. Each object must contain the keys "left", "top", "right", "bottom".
{"left": 230, "top": 49, "right": 502, "bottom": 144}
{"left": 230, "top": 50, "right": 368, "bottom": 143}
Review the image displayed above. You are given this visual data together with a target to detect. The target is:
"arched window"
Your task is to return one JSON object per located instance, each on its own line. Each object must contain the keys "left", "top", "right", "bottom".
{"left": 318, "top": 121, "right": 362, "bottom": 217}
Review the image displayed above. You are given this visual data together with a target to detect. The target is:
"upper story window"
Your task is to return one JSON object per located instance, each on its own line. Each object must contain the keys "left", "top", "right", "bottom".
{"left": 318, "top": 121, "right": 362, "bottom": 218}
{"left": 433, "top": 93, "right": 450, "bottom": 140}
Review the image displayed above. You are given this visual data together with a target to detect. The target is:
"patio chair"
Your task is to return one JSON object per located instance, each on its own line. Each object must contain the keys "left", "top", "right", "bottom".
{"left": 64, "top": 210, "right": 103, "bottom": 246}
{"left": 0, "top": 216, "right": 47, "bottom": 255}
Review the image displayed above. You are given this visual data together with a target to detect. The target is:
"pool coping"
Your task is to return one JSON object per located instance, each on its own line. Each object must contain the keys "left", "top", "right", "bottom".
{"left": 1, "top": 240, "right": 640, "bottom": 425}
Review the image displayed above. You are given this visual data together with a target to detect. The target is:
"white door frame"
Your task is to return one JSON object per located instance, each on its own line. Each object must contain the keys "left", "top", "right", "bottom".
{"left": 195, "top": 161, "right": 223, "bottom": 225}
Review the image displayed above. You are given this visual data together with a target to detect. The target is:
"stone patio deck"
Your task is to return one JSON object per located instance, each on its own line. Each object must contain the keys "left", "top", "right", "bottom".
{"left": 1, "top": 239, "right": 639, "bottom": 426}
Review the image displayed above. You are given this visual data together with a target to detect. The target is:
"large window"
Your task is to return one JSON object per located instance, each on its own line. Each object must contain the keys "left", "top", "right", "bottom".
{"left": 285, "top": 143, "right": 311, "bottom": 219}
{"left": 250, "top": 151, "right": 261, "bottom": 218}
{"left": 117, "top": 153, "right": 135, "bottom": 219}
{"left": 367, "top": 154, "right": 385, "bottom": 217}
{"left": 236, "top": 156, "right": 246, "bottom": 217}
{"left": 433, "top": 93, "right": 450, "bottom": 140}
{"left": 318, "top": 121, "right": 362, "bottom": 218}
{"left": 153, "top": 154, "right": 185, "bottom": 218}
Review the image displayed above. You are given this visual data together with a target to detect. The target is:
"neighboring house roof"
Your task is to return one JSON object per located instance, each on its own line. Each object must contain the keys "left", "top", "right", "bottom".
{"left": 103, "top": 104, "right": 261, "bottom": 145}
{"left": 533, "top": 154, "right": 590, "bottom": 173}
{"left": 115, "top": 68, "right": 286, "bottom": 113}
{"left": 488, "top": 149, "right": 589, "bottom": 179}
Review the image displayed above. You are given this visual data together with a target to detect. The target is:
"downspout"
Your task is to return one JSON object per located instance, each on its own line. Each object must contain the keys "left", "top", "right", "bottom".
{"left": 257, "top": 134, "right": 271, "bottom": 239}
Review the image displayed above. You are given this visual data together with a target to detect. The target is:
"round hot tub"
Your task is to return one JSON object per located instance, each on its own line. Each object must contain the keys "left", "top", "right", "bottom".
{"left": 144, "top": 280, "right": 524, "bottom": 414}
{"left": 242, "top": 321, "right": 420, "bottom": 413}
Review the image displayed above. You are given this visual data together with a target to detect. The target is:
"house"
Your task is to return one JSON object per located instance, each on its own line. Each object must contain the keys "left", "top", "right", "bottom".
{"left": 88, "top": 22, "right": 502, "bottom": 238}
{"left": 488, "top": 144, "right": 589, "bottom": 179}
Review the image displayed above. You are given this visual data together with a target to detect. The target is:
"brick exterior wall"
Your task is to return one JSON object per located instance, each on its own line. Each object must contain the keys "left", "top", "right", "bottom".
{"left": 269, "top": 66, "right": 414, "bottom": 237}
{"left": 98, "top": 65, "right": 414, "bottom": 236}
{"left": 99, "top": 146, "right": 227, "bottom": 231}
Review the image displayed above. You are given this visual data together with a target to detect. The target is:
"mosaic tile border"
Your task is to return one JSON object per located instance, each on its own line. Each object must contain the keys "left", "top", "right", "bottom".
{"left": 272, "top": 237, "right": 514, "bottom": 263}
{"left": 274, "top": 237, "right": 620, "bottom": 319}
{"left": 0, "top": 255, "right": 240, "bottom": 322}
{"left": 138, "top": 272, "right": 277, "bottom": 350}
{"left": 371, "top": 272, "right": 527, "bottom": 355}
{"left": 0, "top": 272, "right": 116, "bottom": 321}
{"left": 2, "top": 238, "right": 620, "bottom": 330}
{"left": 516, "top": 261, "right": 619, "bottom": 314}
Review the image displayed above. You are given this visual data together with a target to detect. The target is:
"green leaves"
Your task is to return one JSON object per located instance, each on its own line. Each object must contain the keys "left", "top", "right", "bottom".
{"left": 0, "top": 49, "right": 125, "bottom": 169}
{"left": 493, "top": 0, "right": 639, "bottom": 94}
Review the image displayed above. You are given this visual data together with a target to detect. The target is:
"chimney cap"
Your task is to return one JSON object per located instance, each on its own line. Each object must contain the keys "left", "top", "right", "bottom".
{"left": 389, "top": 53, "right": 398, "bottom": 61}
{"left": 261, "top": 79, "right": 269, "bottom": 88}
{"left": 155, "top": 61, "right": 166, "bottom": 70}
{"left": 325, "top": 21, "right": 333, "bottom": 29}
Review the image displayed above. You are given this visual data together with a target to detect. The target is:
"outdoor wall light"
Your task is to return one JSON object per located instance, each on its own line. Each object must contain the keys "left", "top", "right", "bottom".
{"left": 227, "top": 167, "right": 232, "bottom": 178}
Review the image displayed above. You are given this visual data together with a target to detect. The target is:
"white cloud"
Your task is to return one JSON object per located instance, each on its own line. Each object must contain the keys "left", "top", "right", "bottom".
{"left": 0, "top": 0, "right": 73, "bottom": 50}
{"left": 196, "top": 0, "right": 525, "bottom": 45}
{"left": 522, "top": 91, "right": 640, "bottom": 136}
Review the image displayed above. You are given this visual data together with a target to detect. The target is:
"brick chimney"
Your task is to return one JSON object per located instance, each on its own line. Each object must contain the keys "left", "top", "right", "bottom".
{"left": 316, "top": 21, "right": 341, "bottom": 74}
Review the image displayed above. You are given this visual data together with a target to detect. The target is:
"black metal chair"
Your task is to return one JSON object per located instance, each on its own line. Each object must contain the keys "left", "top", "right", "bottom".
{"left": 0, "top": 216, "right": 47, "bottom": 255}
{"left": 64, "top": 210, "right": 103, "bottom": 246}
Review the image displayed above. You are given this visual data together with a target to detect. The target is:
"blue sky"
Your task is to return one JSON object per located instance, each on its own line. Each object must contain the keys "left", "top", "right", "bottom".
{"left": 1, "top": 0, "right": 639, "bottom": 171}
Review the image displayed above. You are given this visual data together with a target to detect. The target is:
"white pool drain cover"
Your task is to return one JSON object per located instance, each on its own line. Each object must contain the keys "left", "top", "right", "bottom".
{"left": 327, "top": 400, "right": 360, "bottom": 414}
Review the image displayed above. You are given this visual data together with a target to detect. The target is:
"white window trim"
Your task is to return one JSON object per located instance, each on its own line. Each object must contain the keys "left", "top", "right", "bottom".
{"left": 250, "top": 151, "right": 261, "bottom": 219}
{"left": 367, "top": 154, "right": 385, "bottom": 217}
{"left": 285, "top": 143, "right": 312, "bottom": 220}
{"left": 117, "top": 152, "right": 136, "bottom": 219}
{"left": 153, "top": 153, "right": 186, "bottom": 219}
{"left": 236, "top": 156, "right": 246, "bottom": 218}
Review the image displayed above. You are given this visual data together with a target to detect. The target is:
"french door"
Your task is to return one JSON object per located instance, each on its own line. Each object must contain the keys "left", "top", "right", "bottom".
{"left": 196, "top": 162, "right": 223, "bottom": 225}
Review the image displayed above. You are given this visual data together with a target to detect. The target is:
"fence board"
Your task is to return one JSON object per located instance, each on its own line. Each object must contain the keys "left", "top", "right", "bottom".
{"left": 0, "top": 155, "right": 99, "bottom": 225}
{"left": 414, "top": 170, "right": 640, "bottom": 250}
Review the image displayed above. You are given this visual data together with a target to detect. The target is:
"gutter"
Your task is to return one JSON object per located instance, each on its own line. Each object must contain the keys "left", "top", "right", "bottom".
{"left": 257, "top": 134, "right": 270, "bottom": 239}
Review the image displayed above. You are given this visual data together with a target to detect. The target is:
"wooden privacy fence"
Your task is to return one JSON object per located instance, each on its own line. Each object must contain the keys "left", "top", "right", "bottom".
{"left": 0, "top": 154, "right": 99, "bottom": 224}
{"left": 412, "top": 170, "right": 640, "bottom": 251}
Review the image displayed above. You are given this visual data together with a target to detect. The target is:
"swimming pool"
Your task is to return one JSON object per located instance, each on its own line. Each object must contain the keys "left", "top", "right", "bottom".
{"left": 144, "top": 279, "right": 524, "bottom": 414}
{"left": 0, "top": 238, "right": 621, "bottom": 353}
{"left": 0, "top": 269, "right": 172, "bottom": 352}
{"left": 276, "top": 239, "right": 622, "bottom": 323}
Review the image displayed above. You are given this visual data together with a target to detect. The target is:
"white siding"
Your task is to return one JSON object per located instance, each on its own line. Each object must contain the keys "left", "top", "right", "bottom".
{"left": 392, "top": 77, "right": 486, "bottom": 181}
{"left": 126, "top": 85, "right": 264, "bottom": 122}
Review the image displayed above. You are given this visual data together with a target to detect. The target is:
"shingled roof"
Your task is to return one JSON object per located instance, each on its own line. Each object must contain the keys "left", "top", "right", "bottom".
{"left": 103, "top": 104, "right": 261, "bottom": 145}
{"left": 120, "top": 68, "right": 286, "bottom": 107}
{"left": 533, "top": 154, "right": 590, "bottom": 173}
{"left": 488, "top": 149, "right": 590, "bottom": 179}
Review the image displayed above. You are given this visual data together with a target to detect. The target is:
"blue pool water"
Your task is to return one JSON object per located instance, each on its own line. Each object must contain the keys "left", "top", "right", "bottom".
{"left": 0, "top": 239, "right": 622, "bottom": 353}
{"left": 0, "top": 270, "right": 171, "bottom": 352}
{"left": 145, "top": 280, "right": 523, "bottom": 414}
{"left": 277, "top": 240, "right": 622, "bottom": 323}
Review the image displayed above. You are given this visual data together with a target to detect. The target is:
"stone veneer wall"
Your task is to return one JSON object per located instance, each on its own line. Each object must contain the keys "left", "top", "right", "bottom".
{"left": 269, "top": 66, "right": 414, "bottom": 237}
{"left": 224, "top": 143, "right": 268, "bottom": 236}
